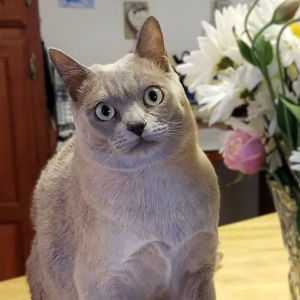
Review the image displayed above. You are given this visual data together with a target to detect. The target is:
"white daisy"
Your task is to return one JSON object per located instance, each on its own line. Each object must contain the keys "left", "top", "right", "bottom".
{"left": 176, "top": 42, "right": 222, "bottom": 92}
{"left": 176, "top": 4, "right": 248, "bottom": 91}
{"left": 207, "top": 4, "right": 248, "bottom": 63}
{"left": 279, "top": 25, "right": 300, "bottom": 70}
{"left": 250, "top": 0, "right": 300, "bottom": 71}
{"left": 246, "top": 83, "right": 277, "bottom": 135}
{"left": 290, "top": 71, "right": 300, "bottom": 99}
{"left": 289, "top": 148, "right": 300, "bottom": 171}
{"left": 196, "top": 66, "right": 262, "bottom": 125}
{"left": 224, "top": 117, "right": 262, "bottom": 135}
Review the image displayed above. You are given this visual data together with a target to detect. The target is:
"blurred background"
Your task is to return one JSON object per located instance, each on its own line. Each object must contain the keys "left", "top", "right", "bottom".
{"left": 0, "top": 0, "right": 273, "bottom": 282}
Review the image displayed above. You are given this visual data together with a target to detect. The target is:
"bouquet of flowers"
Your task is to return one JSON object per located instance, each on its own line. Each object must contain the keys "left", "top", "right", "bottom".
{"left": 177, "top": 0, "right": 300, "bottom": 236}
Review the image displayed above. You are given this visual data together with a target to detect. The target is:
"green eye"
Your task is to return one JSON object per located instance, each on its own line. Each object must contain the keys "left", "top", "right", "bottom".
{"left": 95, "top": 103, "right": 115, "bottom": 121}
{"left": 144, "top": 86, "right": 164, "bottom": 106}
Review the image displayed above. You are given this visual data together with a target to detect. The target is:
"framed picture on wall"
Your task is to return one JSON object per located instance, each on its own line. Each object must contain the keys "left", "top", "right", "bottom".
{"left": 214, "top": 0, "right": 231, "bottom": 11}
{"left": 59, "top": 0, "right": 95, "bottom": 8}
{"left": 211, "top": 0, "right": 231, "bottom": 25}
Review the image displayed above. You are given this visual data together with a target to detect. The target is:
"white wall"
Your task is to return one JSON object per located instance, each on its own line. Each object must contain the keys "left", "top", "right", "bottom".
{"left": 39, "top": 0, "right": 254, "bottom": 66}
{"left": 39, "top": 0, "right": 213, "bottom": 66}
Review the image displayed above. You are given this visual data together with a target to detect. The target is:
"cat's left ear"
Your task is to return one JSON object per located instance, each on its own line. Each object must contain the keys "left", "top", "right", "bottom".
{"left": 48, "top": 48, "right": 94, "bottom": 103}
{"left": 135, "top": 17, "right": 170, "bottom": 72}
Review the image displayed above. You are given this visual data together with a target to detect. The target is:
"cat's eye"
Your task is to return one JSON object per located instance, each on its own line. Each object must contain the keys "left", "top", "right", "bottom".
{"left": 95, "top": 103, "right": 115, "bottom": 121}
{"left": 144, "top": 86, "right": 164, "bottom": 106}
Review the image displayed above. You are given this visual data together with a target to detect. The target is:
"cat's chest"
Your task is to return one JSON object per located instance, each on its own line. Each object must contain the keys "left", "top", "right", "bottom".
{"left": 96, "top": 176, "right": 210, "bottom": 244}
{"left": 75, "top": 170, "right": 217, "bottom": 273}
{"left": 79, "top": 166, "right": 216, "bottom": 245}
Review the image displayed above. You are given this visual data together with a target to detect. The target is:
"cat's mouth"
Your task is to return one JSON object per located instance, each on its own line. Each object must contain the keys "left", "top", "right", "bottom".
{"left": 132, "top": 138, "right": 156, "bottom": 150}
{"left": 128, "top": 138, "right": 157, "bottom": 152}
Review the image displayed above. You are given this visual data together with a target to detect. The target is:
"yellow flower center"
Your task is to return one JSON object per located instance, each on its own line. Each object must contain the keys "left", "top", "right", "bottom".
{"left": 290, "top": 24, "right": 300, "bottom": 39}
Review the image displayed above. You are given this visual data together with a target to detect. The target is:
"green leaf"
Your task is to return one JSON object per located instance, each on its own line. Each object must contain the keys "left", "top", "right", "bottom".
{"left": 279, "top": 93, "right": 300, "bottom": 124}
{"left": 277, "top": 99, "right": 296, "bottom": 135}
{"left": 297, "top": 125, "right": 300, "bottom": 147}
{"left": 277, "top": 99, "right": 287, "bottom": 133}
{"left": 233, "top": 26, "right": 257, "bottom": 66}
{"left": 227, "top": 172, "right": 245, "bottom": 186}
{"left": 254, "top": 34, "right": 273, "bottom": 66}
{"left": 277, "top": 94, "right": 298, "bottom": 149}
{"left": 236, "top": 39, "right": 257, "bottom": 66}
{"left": 297, "top": 208, "right": 300, "bottom": 235}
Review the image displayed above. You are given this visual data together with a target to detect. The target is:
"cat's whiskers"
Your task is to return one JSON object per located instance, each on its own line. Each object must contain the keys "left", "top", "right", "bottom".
{"left": 104, "top": 148, "right": 116, "bottom": 165}
{"left": 161, "top": 133, "right": 182, "bottom": 142}
{"left": 95, "top": 142, "right": 110, "bottom": 153}
{"left": 165, "top": 128, "right": 183, "bottom": 135}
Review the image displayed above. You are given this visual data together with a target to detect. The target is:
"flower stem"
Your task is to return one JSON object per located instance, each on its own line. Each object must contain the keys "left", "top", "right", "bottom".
{"left": 252, "top": 21, "right": 272, "bottom": 45}
{"left": 244, "top": 0, "right": 260, "bottom": 43}
{"left": 243, "top": 2, "right": 300, "bottom": 219}
{"left": 246, "top": 19, "right": 276, "bottom": 100}
{"left": 270, "top": 171, "right": 284, "bottom": 188}
{"left": 245, "top": 16, "right": 293, "bottom": 175}
{"left": 262, "top": 65, "right": 276, "bottom": 100}
{"left": 266, "top": 147, "right": 278, "bottom": 157}
{"left": 283, "top": 106, "right": 293, "bottom": 149}
{"left": 243, "top": 1, "right": 276, "bottom": 102}
{"left": 246, "top": 18, "right": 294, "bottom": 182}
{"left": 251, "top": 22, "right": 276, "bottom": 101}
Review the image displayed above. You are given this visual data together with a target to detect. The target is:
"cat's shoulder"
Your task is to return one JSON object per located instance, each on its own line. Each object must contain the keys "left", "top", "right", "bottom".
{"left": 52, "top": 135, "right": 75, "bottom": 167}
{"left": 31, "top": 136, "right": 76, "bottom": 226}
{"left": 35, "top": 135, "right": 75, "bottom": 191}
{"left": 46, "top": 135, "right": 75, "bottom": 173}
{"left": 184, "top": 149, "right": 220, "bottom": 210}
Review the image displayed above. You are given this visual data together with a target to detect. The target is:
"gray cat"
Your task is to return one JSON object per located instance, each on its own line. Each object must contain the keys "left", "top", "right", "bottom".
{"left": 27, "top": 17, "right": 220, "bottom": 300}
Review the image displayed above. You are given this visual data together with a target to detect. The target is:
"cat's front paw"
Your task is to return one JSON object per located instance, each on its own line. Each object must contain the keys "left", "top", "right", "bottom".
{"left": 170, "top": 230, "right": 218, "bottom": 300}
{"left": 122, "top": 240, "right": 171, "bottom": 298}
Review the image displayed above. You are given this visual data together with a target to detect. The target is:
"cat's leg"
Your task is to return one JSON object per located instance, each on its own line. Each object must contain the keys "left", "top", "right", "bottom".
{"left": 174, "top": 273, "right": 216, "bottom": 300}
{"left": 121, "top": 240, "right": 170, "bottom": 298}
{"left": 28, "top": 237, "right": 78, "bottom": 300}
{"left": 170, "top": 230, "right": 218, "bottom": 300}
{"left": 74, "top": 241, "right": 170, "bottom": 300}
{"left": 74, "top": 267, "right": 144, "bottom": 300}
{"left": 75, "top": 276, "right": 142, "bottom": 300}
{"left": 198, "top": 279, "right": 216, "bottom": 300}
{"left": 27, "top": 241, "right": 49, "bottom": 300}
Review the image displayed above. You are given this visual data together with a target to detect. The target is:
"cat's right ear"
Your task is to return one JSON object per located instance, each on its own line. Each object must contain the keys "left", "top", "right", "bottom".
{"left": 48, "top": 48, "right": 94, "bottom": 102}
{"left": 135, "top": 17, "right": 170, "bottom": 72}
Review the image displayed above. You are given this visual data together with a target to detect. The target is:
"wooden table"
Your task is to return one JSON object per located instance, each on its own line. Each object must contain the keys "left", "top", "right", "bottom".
{"left": 0, "top": 214, "right": 289, "bottom": 300}
{"left": 215, "top": 213, "right": 289, "bottom": 299}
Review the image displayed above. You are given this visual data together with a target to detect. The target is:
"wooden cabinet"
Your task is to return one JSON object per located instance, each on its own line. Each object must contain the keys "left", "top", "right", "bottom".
{"left": 0, "top": 1, "right": 52, "bottom": 281}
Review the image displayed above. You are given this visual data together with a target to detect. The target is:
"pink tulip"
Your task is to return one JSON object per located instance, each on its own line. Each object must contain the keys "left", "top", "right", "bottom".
{"left": 222, "top": 130, "right": 265, "bottom": 175}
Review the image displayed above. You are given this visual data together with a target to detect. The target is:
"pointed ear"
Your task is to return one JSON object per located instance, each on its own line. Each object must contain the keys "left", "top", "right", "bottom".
{"left": 48, "top": 48, "right": 94, "bottom": 102}
{"left": 134, "top": 17, "right": 170, "bottom": 72}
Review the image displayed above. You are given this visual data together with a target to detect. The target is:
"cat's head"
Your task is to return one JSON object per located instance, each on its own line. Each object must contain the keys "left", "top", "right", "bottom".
{"left": 49, "top": 17, "right": 196, "bottom": 171}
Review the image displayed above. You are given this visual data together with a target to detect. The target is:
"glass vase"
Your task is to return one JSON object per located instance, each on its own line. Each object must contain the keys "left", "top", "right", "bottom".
{"left": 269, "top": 181, "right": 300, "bottom": 300}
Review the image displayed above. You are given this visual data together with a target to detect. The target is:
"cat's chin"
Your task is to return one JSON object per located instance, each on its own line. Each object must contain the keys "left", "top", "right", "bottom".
{"left": 128, "top": 139, "right": 158, "bottom": 153}
{"left": 102, "top": 139, "right": 167, "bottom": 171}
{"left": 116, "top": 138, "right": 160, "bottom": 156}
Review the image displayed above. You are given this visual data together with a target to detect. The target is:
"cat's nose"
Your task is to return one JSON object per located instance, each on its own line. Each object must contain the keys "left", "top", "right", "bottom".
{"left": 127, "top": 121, "right": 147, "bottom": 137}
